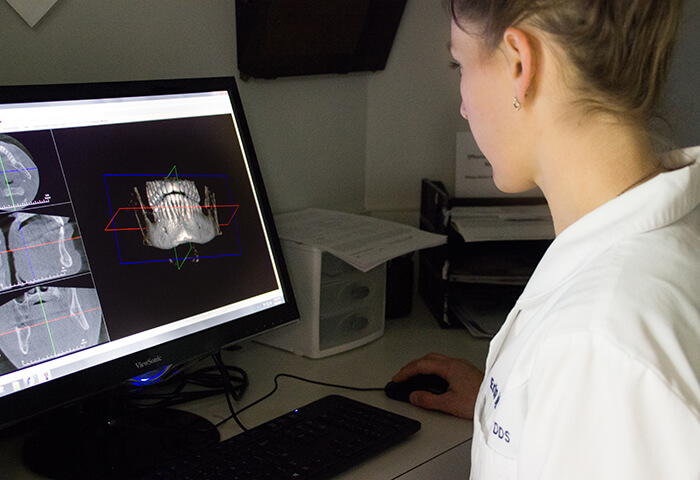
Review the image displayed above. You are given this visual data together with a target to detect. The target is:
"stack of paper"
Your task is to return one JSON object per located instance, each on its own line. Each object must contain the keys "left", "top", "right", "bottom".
{"left": 450, "top": 205, "right": 555, "bottom": 243}
{"left": 445, "top": 204, "right": 554, "bottom": 337}
{"left": 274, "top": 208, "right": 447, "bottom": 272}
{"left": 450, "top": 284, "right": 523, "bottom": 338}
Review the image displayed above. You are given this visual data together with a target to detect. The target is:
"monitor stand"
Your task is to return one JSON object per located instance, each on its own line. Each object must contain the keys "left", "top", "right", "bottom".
{"left": 21, "top": 390, "right": 219, "bottom": 479}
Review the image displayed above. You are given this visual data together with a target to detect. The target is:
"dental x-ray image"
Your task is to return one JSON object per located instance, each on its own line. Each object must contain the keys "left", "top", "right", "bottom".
{"left": 0, "top": 286, "right": 104, "bottom": 373}
{"left": 0, "top": 134, "right": 41, "bottom": 212}
{"left": 6, "top": 213, "right": 88, "bottom": 287}
{"left": 0, "top": 133, "right": 107, "bottom": 375}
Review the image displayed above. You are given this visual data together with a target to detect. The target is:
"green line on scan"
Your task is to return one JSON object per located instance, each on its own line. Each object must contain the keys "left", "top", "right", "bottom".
{"left": 174, "top": 242, "right": 195, "bottom": 270}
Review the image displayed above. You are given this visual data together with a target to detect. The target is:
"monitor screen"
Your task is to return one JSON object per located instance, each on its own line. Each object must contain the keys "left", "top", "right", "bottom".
{"left": 0, "top": 77, "right": 298, "bottom": 431}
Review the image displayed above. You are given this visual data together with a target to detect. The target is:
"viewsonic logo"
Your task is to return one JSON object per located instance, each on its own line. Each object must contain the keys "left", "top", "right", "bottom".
{"left": 135, "top": 355, "right": 163, "bottom": 369}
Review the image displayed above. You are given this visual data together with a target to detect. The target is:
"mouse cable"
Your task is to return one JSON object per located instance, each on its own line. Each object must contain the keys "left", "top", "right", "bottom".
{"left": 213, "top": 351, "right": 249, "bottom": 433}
{"left": 214, "top": 373, "right": 384, "bottom": 429}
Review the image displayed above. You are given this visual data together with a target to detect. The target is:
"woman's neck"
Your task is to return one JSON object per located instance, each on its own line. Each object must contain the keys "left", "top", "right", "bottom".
{"left": 534, "top": 118, "right": 660, "bottom": 235}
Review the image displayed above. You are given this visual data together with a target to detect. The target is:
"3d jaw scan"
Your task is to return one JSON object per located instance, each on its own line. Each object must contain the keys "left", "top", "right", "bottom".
{"left": 133, "top": 178, "right": 221, "bottom": 250}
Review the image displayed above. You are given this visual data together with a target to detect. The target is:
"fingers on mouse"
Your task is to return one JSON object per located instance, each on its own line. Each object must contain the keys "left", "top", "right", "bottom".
{"left": 384, "top": 374, "right": 449, "bottom": 403}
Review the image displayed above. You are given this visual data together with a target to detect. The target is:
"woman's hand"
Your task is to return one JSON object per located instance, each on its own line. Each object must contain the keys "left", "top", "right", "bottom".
{"left": 392, "top": 353, "right": 484, "bottom": 419}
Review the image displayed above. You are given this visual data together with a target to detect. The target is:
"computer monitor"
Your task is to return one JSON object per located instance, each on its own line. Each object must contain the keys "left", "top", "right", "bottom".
{"left": 0, "top": 77, "right": 299, "bottom": 476}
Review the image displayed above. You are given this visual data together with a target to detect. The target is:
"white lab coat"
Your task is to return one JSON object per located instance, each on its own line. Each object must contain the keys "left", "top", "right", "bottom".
{"left": 470, "top": 147, "right": 700, "bottom": 479}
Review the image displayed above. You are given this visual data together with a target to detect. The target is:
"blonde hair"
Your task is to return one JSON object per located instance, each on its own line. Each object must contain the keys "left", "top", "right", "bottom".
{"left": 448, "top": 0, "right": 683, "bottom": 126}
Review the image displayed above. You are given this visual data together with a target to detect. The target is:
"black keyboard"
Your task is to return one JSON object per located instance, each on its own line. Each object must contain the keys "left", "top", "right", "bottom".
{"left": 139, "top": 395, "right": 421, "bottom": 480}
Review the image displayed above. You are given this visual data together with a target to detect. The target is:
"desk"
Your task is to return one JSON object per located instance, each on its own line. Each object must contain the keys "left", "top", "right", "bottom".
{"left": 0, "top": 298, "right": 490, "bottom": 479}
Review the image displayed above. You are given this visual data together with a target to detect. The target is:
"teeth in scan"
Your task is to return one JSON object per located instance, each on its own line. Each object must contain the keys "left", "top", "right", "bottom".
{"left": 70, "top": 287, "right": 89, "bottom": 331}
{"left": 0, "top": 136, "right": 40, "bottom": 213}
{"left": 0, "top": 143, "right": 32, "bottom": 180}
{"left": 55, "top": 216, "right": 74, "bottom": 269}
{"left": 3, "top": 186, "right": 25, "bottom": 196}
{"left": 15, "top": 326, "right": 30, "bottom": 355}
{"left": 135, "top": 178, "right": 221, "bottom": 250}
{"left": 11, "top": 287, "right": 83, "bottom": 355}
{"left": 0, "top": 287, "right": 100, "bottom": 364}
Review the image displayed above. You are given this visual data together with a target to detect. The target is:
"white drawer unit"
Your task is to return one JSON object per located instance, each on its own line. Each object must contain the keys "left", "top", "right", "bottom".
{"left": 257, "top": 240, "right": 386, "bottom": 358}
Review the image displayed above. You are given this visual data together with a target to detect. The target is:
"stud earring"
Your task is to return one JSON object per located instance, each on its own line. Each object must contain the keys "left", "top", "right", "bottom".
{"left": 513, "top": 97, "right": 522, "bottom": 111}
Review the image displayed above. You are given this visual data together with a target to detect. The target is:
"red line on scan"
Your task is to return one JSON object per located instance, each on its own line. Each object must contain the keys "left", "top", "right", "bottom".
{"left": 0, "top": 236, "right": 82, "bottom": 256}
{"left": 105, "top": 205, "right": 239, "bottom": 231}
{"left": 218, "top": 204, "right": 239, "bottom": 226}
{"left": 0, "top": 306, "right": 102, "bottom": 338}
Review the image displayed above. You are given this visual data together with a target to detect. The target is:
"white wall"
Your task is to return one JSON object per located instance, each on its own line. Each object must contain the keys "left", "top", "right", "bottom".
{"left": 0, "top": 1, "right": 239, "bottom": 83}
{"left": 663, "top": 0, "right": 700, "bottom": 150}
{"left": 237, "top": 75, "right": 368, "bottom": 214}
{"left": 365, "top": 1, "right": 463, "bottom": 215}
{"left": 0, "top": 0, "right": 698, "bottom": 220}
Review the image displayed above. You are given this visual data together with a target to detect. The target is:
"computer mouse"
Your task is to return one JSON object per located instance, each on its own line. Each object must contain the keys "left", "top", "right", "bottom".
{"left": 384, "top": 374, "right": 449, "bottom": 403}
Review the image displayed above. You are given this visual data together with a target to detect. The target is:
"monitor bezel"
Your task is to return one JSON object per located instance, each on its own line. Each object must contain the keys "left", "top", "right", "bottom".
{"left": 0, "top": 76, "right": 299, "bottom": 430}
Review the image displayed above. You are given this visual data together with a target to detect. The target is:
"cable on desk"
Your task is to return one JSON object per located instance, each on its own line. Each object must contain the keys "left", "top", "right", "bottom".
{"left": 122, "top": 354, "right": 248, "bottom": 411}
{"left": 122, "top": 354, "right": 385, "bottom": 432}
{"left": 213, "top": 351, "right": 249, "bottom": 432}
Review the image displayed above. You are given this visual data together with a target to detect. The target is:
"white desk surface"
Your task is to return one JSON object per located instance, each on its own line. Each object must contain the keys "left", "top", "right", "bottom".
{"left": 0, "top": 298, "right": 490, "bottom": 479}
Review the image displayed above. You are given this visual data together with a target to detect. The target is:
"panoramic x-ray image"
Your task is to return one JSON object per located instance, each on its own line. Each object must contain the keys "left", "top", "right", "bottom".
{"left": 0, "top": 135, "right": 40, "bottom": 212}
{"left": 132, "top": 178, "right": 221, "bottom": 250}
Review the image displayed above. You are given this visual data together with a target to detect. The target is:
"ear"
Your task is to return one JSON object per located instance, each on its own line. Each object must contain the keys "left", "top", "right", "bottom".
{"left": 502, "top": 27, "right": 536, "bottom": 105}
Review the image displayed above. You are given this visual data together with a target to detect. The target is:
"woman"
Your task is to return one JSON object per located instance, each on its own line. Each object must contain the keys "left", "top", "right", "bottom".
{"left": 394, "top": 0, "right": 700, "bottom": 477}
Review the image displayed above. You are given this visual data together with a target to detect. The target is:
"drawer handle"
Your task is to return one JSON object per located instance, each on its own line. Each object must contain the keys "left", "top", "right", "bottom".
{"left": 347, "top": 284, "right": 370, "bottom": 300}
{"left": 340, "top": 314, "right": 369, "bottom": 332}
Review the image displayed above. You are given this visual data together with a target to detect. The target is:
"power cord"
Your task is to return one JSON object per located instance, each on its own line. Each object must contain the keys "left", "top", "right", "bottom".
{"left": 212, "top": 351, "right": 249, "bottom": 432}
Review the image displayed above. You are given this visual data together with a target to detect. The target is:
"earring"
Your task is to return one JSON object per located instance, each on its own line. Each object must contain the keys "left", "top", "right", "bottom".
{"left": 513, "top": 97, "right": 522, "bottom": 111}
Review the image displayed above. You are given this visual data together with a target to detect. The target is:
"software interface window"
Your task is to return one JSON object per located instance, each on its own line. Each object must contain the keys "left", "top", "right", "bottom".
{"left": 0, "top": 91, "right": 286, "bottom": 395}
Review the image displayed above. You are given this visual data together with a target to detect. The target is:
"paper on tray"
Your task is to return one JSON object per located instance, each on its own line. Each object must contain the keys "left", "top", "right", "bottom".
{"left": 450, "top": 205, "right": 555, "bottom": 243}
{"left": 274, "top": 208, "right": 447, "bottom": 272}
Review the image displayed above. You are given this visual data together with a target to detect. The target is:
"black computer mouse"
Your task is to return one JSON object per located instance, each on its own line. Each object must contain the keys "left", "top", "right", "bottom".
{"left": 384, "top": 374, "right": 449, "bottom": 402}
